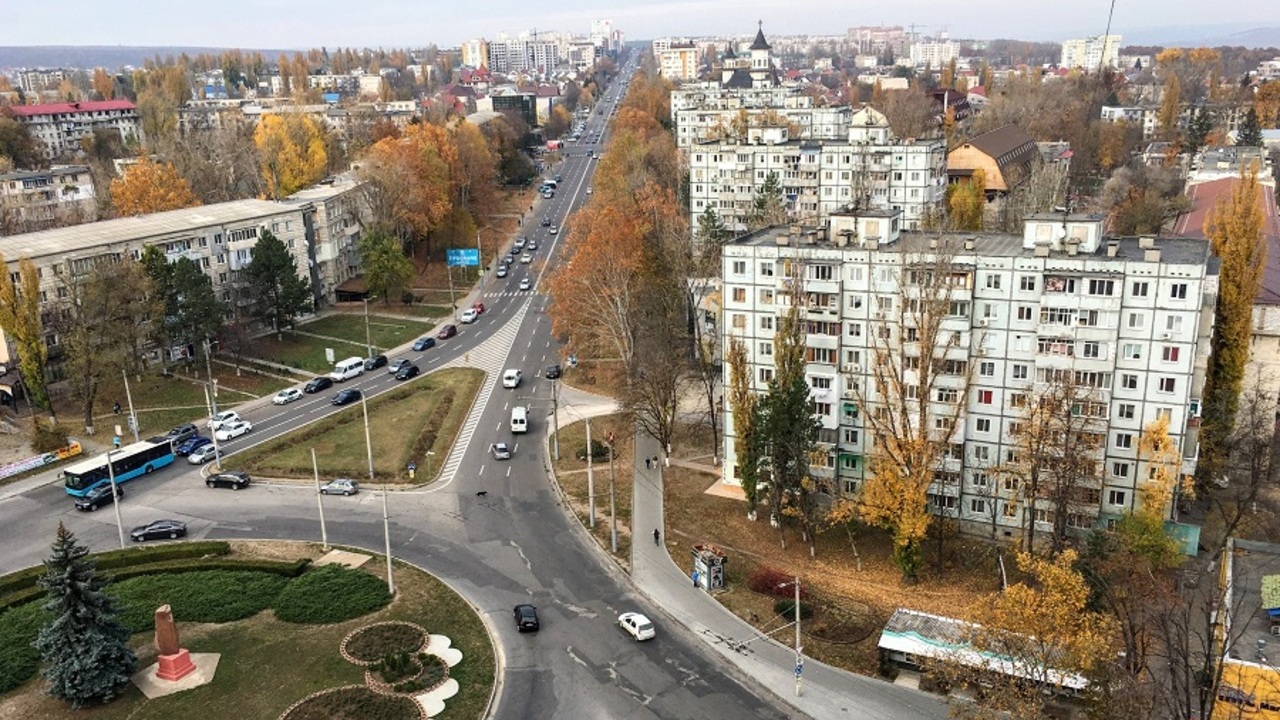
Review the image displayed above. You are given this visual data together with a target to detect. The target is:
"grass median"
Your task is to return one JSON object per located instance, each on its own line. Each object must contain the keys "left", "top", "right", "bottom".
{"left": 550, "top": 415, "right": 633, "bottom": 565}
{"left": 230, "top": 368, "right": 484, "bottom": 483}
{"left": 296, "top": 314, "right": 435, "bottom": 351}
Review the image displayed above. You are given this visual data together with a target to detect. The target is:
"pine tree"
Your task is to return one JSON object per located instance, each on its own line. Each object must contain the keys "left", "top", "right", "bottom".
{"left": 1185, "top": 105, "right": 1213, "bottom": 156}
{"left": 35, "top": 523, "right": 136, "bottom": 708}
{"left": 245, "top": 230, "right": 313, "bottom": 337}
{"left": 1237, "top": 108, "right": 1263, "bottom": 147}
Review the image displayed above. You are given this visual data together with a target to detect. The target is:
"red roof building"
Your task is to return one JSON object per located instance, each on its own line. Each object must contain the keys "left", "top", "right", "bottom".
{"left": 1174, "top": 177, "right": 1280, "bottom": 304}
{"left": 4, "top": 99, "right": 141, "bottom": 161}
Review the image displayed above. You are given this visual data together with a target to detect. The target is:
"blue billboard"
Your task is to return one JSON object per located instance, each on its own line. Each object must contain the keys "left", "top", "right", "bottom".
{"left": 446, "top": 249, "right": 480, "bottom": 267}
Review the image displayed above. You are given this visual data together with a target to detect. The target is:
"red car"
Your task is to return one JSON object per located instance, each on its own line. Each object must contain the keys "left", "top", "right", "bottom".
{"left": 437, "top": 324, "right": 457, "bottom": 339}
{"left": 472, "top": 302, "right": 486, "bottom": 315}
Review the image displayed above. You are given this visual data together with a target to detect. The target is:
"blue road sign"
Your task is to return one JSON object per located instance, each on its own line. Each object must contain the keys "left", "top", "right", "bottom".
{"left": 408, "top": 462, "right": 417, "bottom": 471}
{"left": 447, "top": 248, "right": 480, "bottom": 267}
{"left": 795, "top": 661, "right": 804, "bottom": 677}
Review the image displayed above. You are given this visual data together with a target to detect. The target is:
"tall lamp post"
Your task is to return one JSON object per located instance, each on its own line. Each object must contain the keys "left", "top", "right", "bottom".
{"left": 360, "top": 391, "right": 394, "bottom": 595}
{"left": 106, "top": 451, "right": 126, "bottom": 549}
{"left": 363, "top": 298, "right": 373, "bottom": 358}
{"left": 121, "top": 369, "right": 140, "bottom": 443}
{"left": 780, "top": 578, "right": 804, "bottom": 697}
{"left": 607, "top": 431, "right": 617, "bottom": 554}
{"left": 311, "top": 448, "right": 329, "bottom": 550}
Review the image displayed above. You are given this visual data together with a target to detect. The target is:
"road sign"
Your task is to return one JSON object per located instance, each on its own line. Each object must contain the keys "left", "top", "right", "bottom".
{"left": 408, "top": 462, "right": 416, "bottom": 472}
{"left": 447, "top": 248, "right": 480, "bottom": 267}
{"left": 795, "top": 660, "right": 804, "bottom": 677}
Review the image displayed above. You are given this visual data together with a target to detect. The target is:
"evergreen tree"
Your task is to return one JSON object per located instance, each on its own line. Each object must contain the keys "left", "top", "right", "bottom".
{"left": 359, "top": 227, "right": 414, "bottom": 303}
{"left": 244, "top": 230, "right": 313, "bottom": 336}
{"left": 35, "top": 523, "right": 136, "bottom": 708}
{"left": 1237, "top": 108, "right": 1263, "bottom": 147}
{"left": 1185, "top": 105, "right": 1213, "bottom": 156}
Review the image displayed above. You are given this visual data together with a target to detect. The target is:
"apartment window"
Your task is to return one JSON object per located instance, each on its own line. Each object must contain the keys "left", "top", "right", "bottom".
{"left": 1156, "top": 407, "right": 1173, "bottom": 421}
{"left": 979, "top": 361, "right": 995, "bottom": 377}
{"left": 905, "top": 327, "right": 918, "bottom": 342}
{"left": 1162, "top": 346, "right": 1180, "bottom": 362}
{"left": 812, "top": 401, "right": 832, "bottom": 416}
{"left": 970, "top": 499, "right": 987, "bottom": 514}
{"left": 1128, "top": 312, "right": 1145, "bottom": 329}
{"left": 1159, "top": 377, "right": 1176, "bottom": 393}
{"left": 976, "top": 390, "right": 994, "bottom": 405}
{"left": 974, "top": 445, "right": 990, "bottom": 461}
{"left": 809, "top": 264, "right": 834, "bottom": 281}
{"left": 847, "top": 322, "right": 861, "bottom": 337}
{"left": 1003, "top": 502, "right": 1018, "bottom": 518}
{"left": 1123, "top": 343, "right": 1142, "bottom": 360}
{"left": 759, "top": 367, "right": 774, "bottom": 383}
{"left": 759, "top": 289, "right": 774, "bottom": 304}
{"left": 1020, "top": 276, "right": 1037, "bottom": 291}
{"left": 936, "top": 388, "right": 958, "bottom": 403}
{"left": 1017, "top": 306, "right": 1033, "bottom": 321}
{"left": 1131, "top": 281, "right": 1149, "bottom": 297}
{"left": 732, "top": 314, "right": 746, "bottom": 330}
{"left": 1012, "top": 364, "right": 1028, "bottom": 380}
{"left": 843, "top": 428, "right": 860, "bottom": 444}
{"left": 1112, "top": 462, "right": 1130, "bottom": 478}
{"left": 1115, "top": 433, "right": 1133, "bottom": 449}
{"left": 1108, "top": 490, "right": 1128, "bottom": 506}
{"left": 949, "top": 301, "right": 970, "bottom": 317}
{"left": 731, "top": 287, "right": 746, "bottom": 302}
{"left": 1045, "top": 276, "right": 1076, "bottom": 293}
{"left": 985, "top": 274, "right": 1002, "bottom": 289}
{"left": 1003, "top": 477, "right": 1019, "bottom": 492}
{"left": 973, "top": 472, "right": 990, "bottom": 487}
{"left": 56, "top": 286, "right": 68, "bottom": 299}
{"left": 976, "top": 418, "right": 992, "bottom": 433}
{"left": 1121, "top": 374, "right": 1139, "bottom": 390}
{"left": 760, "top": 262, "right": 774, "bottom": 277}
{"left": 1079, "top": 309, "right": 1101, "bottom": 327}
{"left": 1088, "top": 279, "right": 1115, "bottom": 296}
{"left": 759, "top": 315, "right": 774, "bottom": 330}
{"left": 758, "top": 342, "right": 773, "bottom": 356}
{"left": 1166, "top": 316, "right": 1184, "bottom": 333}
{"left": 216, "top": 254, "right": 226, "bottom": 265}
{"left": 1081, "top": 341, "right": 1102, "bottom": 359}
{"left": 1010, "top": 393, "right": 1027, "bottom": 409}
{"left": 1170, "top": 283, "right": 1188, "bottom": 299}
{"left": 810, "top": 376, "right": 832, "bottom": 390}
{"left": 904, "top": 384, "right": 919, "bottom": 399}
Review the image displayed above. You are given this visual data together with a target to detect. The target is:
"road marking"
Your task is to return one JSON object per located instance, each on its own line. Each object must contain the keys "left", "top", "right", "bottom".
{"left": 506, "top": 467, "right": 511, "bottom": 477}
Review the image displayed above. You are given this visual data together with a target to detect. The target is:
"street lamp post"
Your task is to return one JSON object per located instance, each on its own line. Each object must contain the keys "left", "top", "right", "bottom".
{"left": 780, "top": 577, "right": 804, "bottom": 697}
{"left": 311, "top": 448, "right": 329, "bottom": 550}
{"left": 203, "top": 385, "right": 223, "bottom": 471}
{"left": 585, "top": 416, "right": 595, "bottom": 528}
{"left": 551, "top": 378, "right": 560, "bottom": 461}
{"left": 363, "top": 298, "right": 373, "bottom": 358}
{"left": 121, "top": 368, "right": 140, "bottom": 443}
{"left": 106, "top": 451, "right": 125, "bottom": 549}
{"left": 360, "top": 391, "right": 394, "bottom": 596}
{"left": 425, "top": 450, "right": 436, "bottom": 481}
{"left": 607, "top": 432, "right": 617, "bottom": 554}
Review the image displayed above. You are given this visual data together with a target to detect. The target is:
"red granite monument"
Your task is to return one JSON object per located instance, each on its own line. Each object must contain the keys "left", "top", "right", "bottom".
{"left": 153, "top": 604, "right": 197, "bottom": 681}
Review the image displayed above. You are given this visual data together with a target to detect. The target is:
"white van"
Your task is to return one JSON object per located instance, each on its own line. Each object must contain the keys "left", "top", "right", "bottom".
{"left": 329, "top": 356, "right": 365, "bottom": 382}
{"left": 511, "top": 406, "right": 528, "bottom": 434}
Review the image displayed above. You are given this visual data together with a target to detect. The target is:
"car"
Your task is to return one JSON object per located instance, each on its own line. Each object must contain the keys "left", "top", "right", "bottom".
{"left": 490, "top": 443, "right": 511, "bottom": 460}
{"left": 526, "top": 241, "right": 537, "bottom": 252}
{"left": 130, "top": 519, "right": 188, "bottom": 542}
{"left": 305, "top": 376, "right": 334, "bottom": 393}
{"left": 365, "top": 355, "right": 388, "bottom": 371}
{"left": 520, "top": 253, "right": 533, "bottom": 264}
{"left": 496, "top": 266, "right": 508, "bottom": 278}
{"left": 545, "top": 364, "right": 562, "bottom": 380}
{"left": 273, "top": 388, "right": 303, "bottom": 405}
{"left": 206, "top": 471, "right": 251, "bottom": 490}
{"left": 472, "top": 302, "right": 486, "bottom": 314}
{"left": 618, "top": 612, "right": 656, "bottom": 641}
{"left": 542, "top": 191, "right": 554, "bottom": 199}
{"left": 188, "top": 444, "right": 222, "bottom": 465}
{"left": 208, "top": 410, "right": 242, "bottom": 430}
{"left": 214, "top": 420, "right": 252, "bottom": 441}
{"left": 514, "top": 238, "right": 526, "bottom": 251}
{"left": 175, "top": 435, "right": 212, "bottom": 456}
{"left": 514, "top": 604, "right": 540, "bottom": 632}
{"left": 166, "top": 423, "right": 198, "bottom": 444}
{"left": 541, "top": 217, "right": 551, "bottom": 227}
{"left": 460, "top": 308, "right": 479, "bottom": 324}
{"left": 395, "top": 364, "right": 421, "bottom": 381}
{"left": 554, "top": 174, "right": 562, "bottom": 183}
{"left": 437, "top": 324, "right": 457, "bottom": 339}
{"left": 502, "top": 369, "right": 522, "bottom": 388}
{"left": 389, "top": 359, "right": 414, "bottom": 375}
{"left": 548, "top": 226, "right": 559, "bottom": 235}
{"left": 332, "top": 389, "right": 362, "bottom": 406}
{"left": 586, "top": 187, "right": 593, "bottom": 195}
{"left": 74, "top": 484, "right": 122, "bottom": 512}
{"left": 320, "top": 478, "right": 359, "bottom": 496}
{"left": 412, "top": 337, "right": 436, "bottom": 352}
{"left": 510, "top": 245, "right": 521, "bottom": 257}
{"left": 519, "top": 278, "right": 532, "bottom": 291}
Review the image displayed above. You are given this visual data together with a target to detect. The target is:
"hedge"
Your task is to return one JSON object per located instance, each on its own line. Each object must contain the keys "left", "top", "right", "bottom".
{"left": 274, "top": 565, "right": 392, "bottom": 624}
{"left": 112, "top": 570, "right": 292, "bottom": 633}
{"left": 0, "top": 602, "right": 47, "bottom": 693}
{"left": 0, "top": 541, "right": 231, "bottom": 597}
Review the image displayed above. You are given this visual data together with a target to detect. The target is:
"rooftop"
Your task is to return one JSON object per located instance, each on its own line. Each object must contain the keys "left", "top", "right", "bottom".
{"left": 958, "top": 124, "right": 1037, "bottom": 163}
{"left": 1173, "top": 177, "right": 1280, "bottom": 304}
{"left": 1225, "top": 539, "right": 1280, "bottom": 669}
{"left": 5, "top": 100, "right": 136, "bottom": 116}
{"left": 0, "top": 165, "right": 90, "bottom": 181}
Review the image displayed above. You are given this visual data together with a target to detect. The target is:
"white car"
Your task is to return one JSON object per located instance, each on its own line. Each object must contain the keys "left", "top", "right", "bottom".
{"left": 618, "top": 612, "right": 656, "bottom": 641}
{"left": 502, "top": 369, "right": 522, "bottom": 388}
{"left": 208, "top": 410, "right": 242, "bottom": 430}
{"left": 548, "top": 226, "right": 559, "bottom": 235}
{"left": 214, "top": 420, "right": 253, "bottom": 441}
{"left": 460, "top": 308, "right": 479, "bottom": 324}
{"left": 586, "top": 187, "right": 593, "bottom": 195}
{"left": 187, "top": 444, "right": 221, "bottom": 465}
{"left": 519, "top": 278, "right": 532, "bottom": 291}
{"left": 520, "top": 253, "right": 533, "bottom": 264}
{"left": 490, "top": 443, "right": 511, "bottom": 460}
{"left": 273, "top": 388, "right": 303, "bottom": 405}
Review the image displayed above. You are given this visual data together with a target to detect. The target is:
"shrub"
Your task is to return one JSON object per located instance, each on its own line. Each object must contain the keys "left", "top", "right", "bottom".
{"left": 577, "top": 439, "right": 611, "bottom": 462}
{"left": 746, "top": 565, "right": 809, "bottom": 600}
{"left": 345, "top": 622, "right": 427, "bottom": 663}
{"left": 773, "top": 598, "right": 814, "bottom": 621}
{"left": 274, "top": 565, "right": 391, "bottom": 624}
{"left": 111, "top": 570, "right": 289, "bottom": 632}
{"left": 0, "top": 541, "right": 232, "bottom": 599}
{"left": 0, "top": 601, "right": 48, "bottom": 693}
{"left": 31, "top": 422, "right": 74, "bottom": 454}
{"left": 282, "top": 686, "right": 421, "bottom": 720}
{"left": 105, "top": 558, "right": 310, "bottom": 583}
{"left": 0, "top": 586, "right": 44, "bottom": 614}
{"left": 372, "top": 651, "right": 420, "bottom": 684}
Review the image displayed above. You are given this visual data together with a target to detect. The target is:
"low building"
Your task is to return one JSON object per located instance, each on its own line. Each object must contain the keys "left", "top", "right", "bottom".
{"left": 5, "top": 100, "right": 143, "bottom": 160}
{"left": 0, "top": 165, "right": 97, "bottom": 233}
{"left": 948, "top": 125, "right": 1039, "bottom": 196}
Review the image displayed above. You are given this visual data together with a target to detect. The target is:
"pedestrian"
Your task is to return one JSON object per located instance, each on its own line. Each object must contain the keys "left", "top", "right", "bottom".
{"left": 113, "top": 401, "right": 121, "bottom": 415}
{"left": 644, "top": 457, "right": 651, "bottom": 469}
{"left": 693, "top": 570, "right": 700, "bottom": 588}
{"left": 653, "top": 528, "right": 660, "bottom": 545}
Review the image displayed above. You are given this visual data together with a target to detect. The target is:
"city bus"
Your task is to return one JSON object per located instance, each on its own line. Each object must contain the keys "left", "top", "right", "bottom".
{"left": 62, "top": 437, "right": 176, "bottom": 497}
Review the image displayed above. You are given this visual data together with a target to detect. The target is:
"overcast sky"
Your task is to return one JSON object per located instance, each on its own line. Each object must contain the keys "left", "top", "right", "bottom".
{"left": 0, "top": 0, "right": 1275, "bottom": 48}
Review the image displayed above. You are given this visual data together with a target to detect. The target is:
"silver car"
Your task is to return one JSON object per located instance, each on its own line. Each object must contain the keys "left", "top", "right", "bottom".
{"left": 320, "top": 478, "right": 360, "bottom": 496}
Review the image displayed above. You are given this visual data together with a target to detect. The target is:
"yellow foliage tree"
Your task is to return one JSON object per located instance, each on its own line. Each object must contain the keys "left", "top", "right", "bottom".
{"left": 111, "top": 157, "right": 200, "bottom": 216}
{"left": 1256, "top": 81, "right": 1280, "bottom": 130}
{"left": 253, "top": 114, "right": 328, "bottom": 199}
{"left": 1157, "top": 73, "right": 1182, "bottom": 142}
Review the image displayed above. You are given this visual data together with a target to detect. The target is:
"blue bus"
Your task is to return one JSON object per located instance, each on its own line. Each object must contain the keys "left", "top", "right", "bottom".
{"left": 63, "top": 437, "right": 176, "bottom": 497}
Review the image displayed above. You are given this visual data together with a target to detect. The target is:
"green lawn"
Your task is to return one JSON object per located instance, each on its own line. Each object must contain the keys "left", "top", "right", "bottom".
{"left": 231, "top": 368, "right": 484, "bottom": 482}
{"left": 91, "top": 370, "right": 286, "bottom": 437}
{"left": 243, "top": 332, "right": 366, "bottom": 374}
{"left": 297, "top": 314, "right": 434, "bottom": 352}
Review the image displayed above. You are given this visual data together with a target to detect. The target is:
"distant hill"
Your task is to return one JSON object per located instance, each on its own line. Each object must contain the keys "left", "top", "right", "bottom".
{"left": 0, "top": 46, "right": 294, "bottom": 70}
{"left": 1121, "top": 24, "right": 1280, "bottom": 49}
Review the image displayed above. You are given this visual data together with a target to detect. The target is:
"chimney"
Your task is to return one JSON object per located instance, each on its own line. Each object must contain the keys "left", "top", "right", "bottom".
{"left": 1144, "top": 249, "right": 1161, "bottom": 263}
{"left": 775, "top": 233, "right": 789, "bottom": 246}
{"left": 1106, "top": 241, "right": 1119, "bottom": 258}
{"left": 816, "top": 227, "right": 828, "bottom": 243}
{"left": 1034, "top": 244, "right": 1051, "bottom": 257}
{"left": 1138, "top": 237, "right": 1155, "bottom": 249}
{"left": 929, "top": 238, "right": 939, "bottom": 250}
{"left": 964, "top": 237, "right": 975, "bottom": 251}
{"left": 835, "top": 233, "right": 849, "bottom": 247}
{"left": 805, "top": 231, "right": 817, "bottom": 245}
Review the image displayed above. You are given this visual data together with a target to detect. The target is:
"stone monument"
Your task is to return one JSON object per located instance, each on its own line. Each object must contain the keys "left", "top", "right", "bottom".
{"left": 154, "top": 604, "right": 197, "bottom": 681}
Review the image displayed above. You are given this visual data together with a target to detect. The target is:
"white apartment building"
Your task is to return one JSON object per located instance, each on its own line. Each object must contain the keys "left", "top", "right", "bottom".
{"left": 688, "top": 107, "right": 946, "bottom": 233}
{"left": 1061, "top": 35, "right": 1122, "bottom": 71}
{"left": 1100, "top": 105, "right": 1159, "bottom": 139}
{"left": 14, "top": 68, "right": 69, "bottom": 93}
{"left": 909, "top": 39, "right": 959, "bottom": 68}
{"left": 0, "top": 165, "right": 97, "bottom": 232}
{"left": 487, "top": 36, "right": 562, "bottom": 74}
{"left": 283, "top": 174, "right": 369, "bottom": 308}
{"left": 720, "top": 211, "right": 1214, "bottom": 538}
{"left": 8, "top": 100, "right": 143, "bottom": 160}
{"left": 461, "top": 39, "right": 489, "bottom": 69}
{"left": 659, "top": 44, "right": 701, "bottom": 82}
{"left": 672, "top": 84, "right": 850, "bottom": 149}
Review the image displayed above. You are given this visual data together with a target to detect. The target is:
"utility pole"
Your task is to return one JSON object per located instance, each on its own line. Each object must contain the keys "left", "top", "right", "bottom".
{"left": 202, "top": 339, "right": 220, "bottom": 420}
{"left": 359, "top": 391, "right": 393, "bottom": 595}
{"left": 363, "top": 298, "right": 373, "bottom": 358}
{"left": 608, "top": 431, "right": 617, "bottom": 553}
{"left": 551, "top": 379, "right": 560, "bottom": 461}
{"left": 203, "top": 384, "right": 222, "bottom": 470}
{"left": 585, "top": 416, "right": 595, "bottom": 528}
{"left": 312, "top": 448, "right": 329, "bottom": 550}
{"left": 121, "top": 369, "right": 140, "bottom": 443}
{"left": 106, "top": 452, "right": 125, "bottom": 549}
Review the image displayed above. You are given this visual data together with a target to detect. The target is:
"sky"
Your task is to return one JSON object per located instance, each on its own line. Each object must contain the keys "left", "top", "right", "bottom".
{"left": 0, "top": 0, "right": 1276, "bottom": 48}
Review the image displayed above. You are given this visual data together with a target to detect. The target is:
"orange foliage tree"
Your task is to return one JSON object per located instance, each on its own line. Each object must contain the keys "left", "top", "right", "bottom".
{"left": 253, "top": 114, "right": 328, "bottom": 199}
{"left": 110, "top": 157, "right": 200, "bottom": 216}
{"left": 358, "top": 122, "right": 456, "bottom": 254}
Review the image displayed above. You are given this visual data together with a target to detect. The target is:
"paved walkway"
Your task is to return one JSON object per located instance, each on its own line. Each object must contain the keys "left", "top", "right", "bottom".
{"left": 548, "top": 388, "right": 947, "bottom": 720}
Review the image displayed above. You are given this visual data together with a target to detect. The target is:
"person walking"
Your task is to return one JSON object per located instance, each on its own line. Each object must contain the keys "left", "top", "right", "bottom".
{"left": 645, "top": 457, "right": 651, "bottom": 469}
{"left": 653, "top": 528, "right": 660, "bottom": 546}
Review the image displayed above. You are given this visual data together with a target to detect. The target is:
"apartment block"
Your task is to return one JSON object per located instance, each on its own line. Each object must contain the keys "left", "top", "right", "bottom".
{"left": 720, "top": 211, "right": 1214, "bottom": 539}
{"left": 283, "top": 174, "right": 369, "bottom": 308}
{"left": 7, "top": 100, "right": 143, "bottom": 160}
{"left": 1061, "top": 35, "right": 1122, "bottom": 71}
{"left": 659, "top": 43, "right": 701, "bottom": 82}
{"left": 0, "top": 165, "right": 97, "bottom": 232}
{"left": 909, "top": 38, "right": 959, "bottom": 67}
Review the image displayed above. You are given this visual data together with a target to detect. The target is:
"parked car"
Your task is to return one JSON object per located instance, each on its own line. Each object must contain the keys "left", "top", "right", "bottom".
{"left": 188, "top": 444, "right": 221, "bottom": 465}
{"left": 395, "top": 364, "right": 421, "bottom": 381}
{"left": 490, "top": 443, "right": 511, "bottom": 460}
{"left": 332, "top": 389, "right": 362, "bottom": 406}
{"left": 214, "top": 420, "right": 253, "bottom": 441}
{"left": 519, "top": 278, "right": 532, "bottom": 291}
{"left": 514, "top": 237, "right": 526, "bottom": 251}
{"left": 586, "top": 187, "right": 593, "bottom": 195}
{"left": 618, "top": 612, "right": 656, "bottom": 641}
{"left": 412, "top": 337, "right": 436, "bottom": 352}
{"left": 545, "top": 364, "right": 562, "bottom": 380}
{"left": 208, "top": 410, "right": 241, "bottom": 431}
{"left": 496, "top": 266, "right": 509, "bottom": 279}
{"left": 513, "top": 604, "right": 540, "bottom": 632}
{"left": 175, "top": 435, "right": 212, "bottom": 457}
{"left": 273, "top": 388, "right": 303, "bottom": 405}
{"left": 437, "top": 324, "right": 457, "bottom": 339}
{"left": 74, "top": 484, "right": 122, "bottom": 512}
{"left": 130, "top": 519, "right": 188, "bottom": 542}
{"left": 320, "top": 478, "right": 359, "bottom": 496}
{"left": 389, "top": 359, "right": 414, "bottom": 375}
{"left": 206, "top": 471, "right": 251, "bottom": 490}
{"left": 460, "top": 308, "right": 479, "bottom": 324}
{"left": 305, "top": 376, "right": 334, "bottom": 393}
{"left": 365, "top": 355, "right": 388, "bottom": 371}
{"left": 166, "top": 423, "right": 198, "bottom": 444}
{"left": 502, "top": 369, "right": 522, "bottom": 388}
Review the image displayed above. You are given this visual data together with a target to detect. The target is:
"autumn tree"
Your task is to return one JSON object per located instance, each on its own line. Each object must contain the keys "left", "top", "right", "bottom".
{"left": 855, "top": 246, "right": 974, "bottom": 581}
{"left": 1157, "top": 72, "right": 1183, "bottom": 143}
{"left": 244, "top": 230, "right": 313, "bottom": 336}
{"left": 447, "top": 121, "right": 497, "bottom": 221}
{"left": 156, "top": 121, "right": 263, "bottom": 203}
{"left": 1256, "top": 81, "right": 1280, "bottom": 129}
{"left": 544, "top": 104, "right": 573, "bottom": 139}
{"left": 253, "top": 113, "right": 329, "bottom": 199}
{"left": 727, "top": 336, "right": 762, "bottom": 516}
{"left": 1198, "top": 164, "right": 1266, "bottom": 487}
{"left": 0, "top": 116, "right": 45, "bottom": 169}
{"left": 111, "top": 157, "right": 200, "bottom": 216}
{"left": 359, "top": 227, "right": 414, "bottom": 303}
{"left": 880, "top": 87, "right": 937, "bottom": 139}
{"left": 1099, "top": 162, "right": 1189, "bottom": 236}
{"left": 357, "top": 122, "right": 454, "bottom": 253}
{"left": 134, "top": 90, "right": 177, "bottom": 146}
{"left": 0, "top": 254, "right": 50, "bottom": 410}
{"left": 946, "top": 168, "right": 984, "bottom": 231}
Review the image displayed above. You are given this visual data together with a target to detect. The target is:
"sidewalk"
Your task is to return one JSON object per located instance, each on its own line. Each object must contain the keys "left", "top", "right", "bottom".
{"left": 549, "top": 388, "right": 945, "bottom": 720}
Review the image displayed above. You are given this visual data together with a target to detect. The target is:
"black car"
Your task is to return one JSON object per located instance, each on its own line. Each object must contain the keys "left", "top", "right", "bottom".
{"left": 166, "top": 423, "right": 198, "bottom": 444}
{"left": 175, "top": 435, "right": 212, "bottom": 457}
{"left": 130, "top": 519, "right": 188, "bottom": 542}
{"left": 514, "top": 604, "right": 540, "bottom": 632}
{"left": 206, "top": 471, "right": 251, "bottom": 490}
{"left": 541, "top": 217, "right": 552, "bottom": 227}
{"left": 332, "top": 389, "right": 362, "bottom": 406}
{"left": 395, "top": 364, "right": 421, "bottom": 381}
{"left": 545, "top": 364, "right": 562, "bottom": 380}
{"left": 412, "top": 337, "right": 436, "bottom": 352}
{"left": 305, "top": 376, "right": 334, "bottom": 393}
{"left": 74, "top": 484, "right": 122, "bottom": 512}
{"left": 365, "top": 355, "right": 388, "bottom": 371}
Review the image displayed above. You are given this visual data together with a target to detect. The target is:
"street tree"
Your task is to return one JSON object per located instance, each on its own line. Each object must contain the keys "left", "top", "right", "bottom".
{"left": 359, "top": 227, "right": 414, "bottom": 303}
{"left": 0, "top": 254, "right": 50, "bottom": 410}
{"left": 358, "top": 122, "right": 455, "bottom": 253}
{"left": 447, "top": 120, "right": 497, "bottom": 221}
{"left": 1198, "top": 163, "right": 1266, "bottom": 487}
{"left": 156, "top": 122, "right": 264, "bottom": 204}
{"left": 110, "top": 157, "right": 200, "bottom": 216}
{"left": 253, "top": 113, "right": 328, "bottom": 199}
{"left": 1185, "top": 105, "right": 1215, "bottom": 156}
{"left": 54, "top": 259, "right": 140, "bottom": 431}
{"left": 1237, "top": 107, "right": 1263, "bottom": 147}
{"left": 244, "top": 230, "right": 312, "bottom": 337}
{"left": 36, "top": 523, "right": 136, "bottom": 708}
{"left": 1157, "top": 73, "right": 1182, "bottom": 142}
{"left": 946, "top": 168, "right": 985, "bottom": 230}
{"left": 1256, "top": 81, "right": 1280, "bottom": 129}
{"left": 1099, "top": 162, "right": 1190, "bottom": 236}
{"left": 140, "top": 248, "right": 223, "bottom": 370}
{"left": 0, "top": 116, "right": 45, "bottom": 169}
{"left": 727, "top": 336, "right": 762, "bottom": 517}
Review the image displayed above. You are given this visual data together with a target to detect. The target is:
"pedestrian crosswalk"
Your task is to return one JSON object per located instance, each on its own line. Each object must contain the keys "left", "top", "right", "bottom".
{"left": 482, "top": 290, "right": 537, "bottom": 298}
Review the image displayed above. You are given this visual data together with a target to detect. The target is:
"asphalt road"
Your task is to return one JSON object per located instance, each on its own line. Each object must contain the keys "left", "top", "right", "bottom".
{"left": 0, "top": 64, "right": 803, "bottom": 720}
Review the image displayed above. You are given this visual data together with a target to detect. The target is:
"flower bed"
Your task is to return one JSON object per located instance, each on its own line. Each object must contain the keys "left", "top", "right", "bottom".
{"left": 278, "top": 685, "right": 424, "bottom": 720}
{"left": 364, "top": 652, "right": 449, "bottom": 695}
{"left": 341, "top": 621, "right": 428, "bottom": 665}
